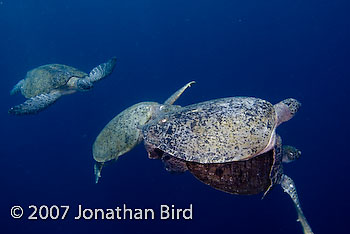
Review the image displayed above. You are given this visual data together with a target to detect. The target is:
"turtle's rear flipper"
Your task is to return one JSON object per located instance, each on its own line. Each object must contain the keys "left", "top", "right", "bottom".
{"left": 10, "top": 79, "right": 24, "bottom": 95}
{"left": 86, "top": 57, "right": 117, "bottom": 83}
{"left": 280, "top": 174, "right": 314, "bottom": 234}
{"left": 8, "top": 91, "right": 62, "bottom": 115}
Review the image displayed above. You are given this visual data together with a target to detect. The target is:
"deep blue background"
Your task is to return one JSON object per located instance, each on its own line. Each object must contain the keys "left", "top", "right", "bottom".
{"left": 1, "top": 0, "right": 349, "bottom": 233}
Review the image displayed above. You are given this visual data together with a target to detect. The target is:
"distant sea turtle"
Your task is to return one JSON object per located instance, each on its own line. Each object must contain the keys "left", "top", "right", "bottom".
{"left": 92, "top": 81, "right": 195, "bottom": 183}
{"left": 147, "top": 136, "right": 313, "bottom": 234}
{"left": 9, "top": 57, "right": 117, "bottom": 115}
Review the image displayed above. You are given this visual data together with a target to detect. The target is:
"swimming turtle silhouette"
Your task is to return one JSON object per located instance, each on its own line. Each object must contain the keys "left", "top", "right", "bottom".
{"left": 9, "top": 57, "right": 117, "bottom": 115}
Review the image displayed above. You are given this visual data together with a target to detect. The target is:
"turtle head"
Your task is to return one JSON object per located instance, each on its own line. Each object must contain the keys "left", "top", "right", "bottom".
{"left": 281, "top": 98, "right": 301, "bottom": 116}
{"left": 274, "top": 98, "right": 301, "bottom": 126}
{"left": 282, "top": 145, "right": 301, "bottom": 163}
{"left": 76, "top": 78, "right": 93, "bottom": 91}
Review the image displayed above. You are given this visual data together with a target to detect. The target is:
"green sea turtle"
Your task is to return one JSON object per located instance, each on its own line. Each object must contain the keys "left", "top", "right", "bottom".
{"left": 9, "top": 57, "right": 117, "bottom": 115}
{"left": 147, "top": 136, "right": 312, "bottom": 234}
{"left": 142, "top": 97, "right": 301, "bottom": 163}
{"left": 142, "top": 96, "right": 312, "bottom": 233}
{"left": 92, "top": 81, "right": 195, "bottom": 183}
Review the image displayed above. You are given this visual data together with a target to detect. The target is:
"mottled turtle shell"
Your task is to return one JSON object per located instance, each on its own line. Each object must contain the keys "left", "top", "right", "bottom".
{"left": 21, "top": 64, "right": 87, "bottom": 98}
{"left": 93, "top": 102, "right": 158, "bottom": 163}
{"left": 146, "top": 142, "right": 282, "bottom": 195}
{"left": 186, "top": 150, "right": 275, "bottom": 195}
{"left": 143, "top": 97, "right": 276, "bottom": 163}
{"left": 187, "top": 136, "right": 283, "bottom": 195}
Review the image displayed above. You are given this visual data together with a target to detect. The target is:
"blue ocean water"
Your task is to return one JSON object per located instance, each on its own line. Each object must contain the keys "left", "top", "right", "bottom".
{"left": 1, "top": 0, "right": 349, "bottom": 233}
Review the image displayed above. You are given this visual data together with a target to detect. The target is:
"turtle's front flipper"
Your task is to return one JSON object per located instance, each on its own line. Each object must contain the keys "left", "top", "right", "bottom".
{"left": 86, "top": 57, "right": 117, "bottom": 83}
{"left": 8, "top": 90, "right": 62, "bottom": 115}
{"left": 280, "top": 174, "right": 314, "bottom": 234}
{"left": 10, "top": 79, "right": 24, "bottom": 95}
{"left": 164, "top": 81, "right": 195, "bottom": 105}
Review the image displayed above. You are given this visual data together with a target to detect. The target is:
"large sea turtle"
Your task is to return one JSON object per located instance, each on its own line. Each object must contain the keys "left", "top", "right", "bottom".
{"left": 147, "top": 136, "right": 313, "bottom": 234}
{"left": 141, "top": 97, "right": 312, "bottom": 233}
{"left": 92, "top": 81, "right": 195, "bottom": 183}
{"left": 9, "top": 57, "right": 117, "bottom": 115}
{"left": 142, "top": 97, "right": 300, "bottom": 163}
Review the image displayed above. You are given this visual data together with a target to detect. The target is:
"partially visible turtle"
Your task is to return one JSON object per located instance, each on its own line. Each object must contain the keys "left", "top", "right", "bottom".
{"left": 92, "top": 81, "right": 195, "bottom": 183}
{"left": 9, "top": 57, "right": 117, "bottom": 115}
{"left": 147, "top": 137, "right": 312, "bottom": 234}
